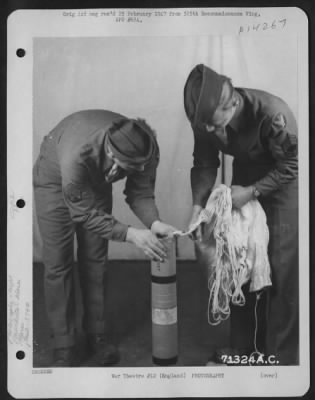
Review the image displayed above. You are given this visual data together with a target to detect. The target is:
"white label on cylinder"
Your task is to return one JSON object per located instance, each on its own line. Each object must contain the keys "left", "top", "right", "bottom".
{"left": 152, "top": 307, "right": 177, "bottom": 325}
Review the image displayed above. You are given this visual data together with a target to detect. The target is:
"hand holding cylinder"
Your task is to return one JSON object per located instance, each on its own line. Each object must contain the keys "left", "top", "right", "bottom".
{"left": 126, "top": 227, "right": 167, "bottom": 261}
{"left": 151, "top": 220, "right": 177, "bottom": 238}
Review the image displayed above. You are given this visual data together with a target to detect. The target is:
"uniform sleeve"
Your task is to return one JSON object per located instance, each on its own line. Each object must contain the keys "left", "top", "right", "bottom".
{"left": 191, "top": 126, "right": 220, "bottom": 207}
{"left": 124, "top": 155, "right": 160, "bottom": 228}
{"left": 254, "top": 112, "right": 298, "bottom": 196}
{"left": 61, "top": 157, "right": 128, "bottom": 242}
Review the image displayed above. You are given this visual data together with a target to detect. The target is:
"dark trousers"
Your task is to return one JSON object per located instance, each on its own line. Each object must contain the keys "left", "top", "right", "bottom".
{"left": 230, "top": 202, "right": 299, "bottom": 364}
{"left": 33, "top": 157, "right": 111, "bottom": 349}
{"left": 230, "top": 162, "right": 299, "bottom": 365}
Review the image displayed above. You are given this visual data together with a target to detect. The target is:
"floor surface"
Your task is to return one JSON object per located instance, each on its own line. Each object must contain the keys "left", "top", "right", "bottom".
{"left": 33, "top": 261, "right": 230, "bottom": 367}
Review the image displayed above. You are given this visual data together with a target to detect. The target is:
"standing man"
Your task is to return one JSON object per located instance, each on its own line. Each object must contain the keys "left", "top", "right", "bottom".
{"left": 183, "top": 64, "right": 298, "bottom": 365}
{"left": 33, "top": 110, "right": 176, "bottom": 367}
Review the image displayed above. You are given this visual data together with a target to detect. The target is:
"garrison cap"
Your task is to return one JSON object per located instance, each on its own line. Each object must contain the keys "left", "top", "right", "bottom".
{"left": 184, "top": 64, "right": 228, "bottom": 128}
{"left": 105, "top": 118, "right": 156, "bottom": 168}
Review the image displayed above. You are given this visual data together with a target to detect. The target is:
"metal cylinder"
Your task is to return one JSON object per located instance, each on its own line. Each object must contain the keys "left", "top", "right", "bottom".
{"left": 151, "top": 237, "right": 178, "bottom": 365}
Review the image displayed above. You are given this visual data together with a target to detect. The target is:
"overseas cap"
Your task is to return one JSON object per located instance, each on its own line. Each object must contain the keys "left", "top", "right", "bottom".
{"left": 105, "top": 118, "right": 157, "bottom": 168}
{"left": 184, "top": 64, "right": 228, "bottom": 128}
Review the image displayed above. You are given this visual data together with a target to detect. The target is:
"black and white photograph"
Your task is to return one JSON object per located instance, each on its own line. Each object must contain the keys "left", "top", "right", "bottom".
{"left": 7, "top": 7, "right": 310, "bottom": 398}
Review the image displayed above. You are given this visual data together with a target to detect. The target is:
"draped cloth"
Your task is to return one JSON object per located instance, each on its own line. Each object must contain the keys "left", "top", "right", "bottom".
{"left": 188, "top": 184, "right": 272, "bottom": 325}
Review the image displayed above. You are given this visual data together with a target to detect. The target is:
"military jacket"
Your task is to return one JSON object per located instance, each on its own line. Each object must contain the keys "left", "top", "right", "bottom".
{"left": 191, "top": 88, "right": 298, "bottom": 207}
{"left": 36, "top": 110, "right": 160, "bottom": 241}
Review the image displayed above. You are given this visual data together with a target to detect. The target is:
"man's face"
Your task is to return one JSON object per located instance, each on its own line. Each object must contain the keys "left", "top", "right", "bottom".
{"left": 104, "top": 147, "right": 145, "bottom": 183}
{"left": 104, "top": 161, "right": 126, "bottom": 183}
{"left": 204, "top": 81, "right": 238, "bottom": 133}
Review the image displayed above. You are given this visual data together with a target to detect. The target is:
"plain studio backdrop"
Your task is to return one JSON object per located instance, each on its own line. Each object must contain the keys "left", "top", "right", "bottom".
{"left": 33, "top": 34, "right": 298, "bottom": 261}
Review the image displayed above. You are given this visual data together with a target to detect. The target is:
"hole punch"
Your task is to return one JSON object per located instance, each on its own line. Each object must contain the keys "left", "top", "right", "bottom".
{"left": 16, "top": 199, "right": 25, "bottom": 208}
{"left": 16, "top": 351, "right": 25, "bottom": 360}
{"left": 16, "top": 48, "right": 26, "bottom": 58}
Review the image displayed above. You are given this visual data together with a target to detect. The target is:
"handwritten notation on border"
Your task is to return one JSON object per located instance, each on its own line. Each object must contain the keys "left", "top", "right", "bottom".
{"left": 239, "top": 19, "right": 287, "bottom": 35}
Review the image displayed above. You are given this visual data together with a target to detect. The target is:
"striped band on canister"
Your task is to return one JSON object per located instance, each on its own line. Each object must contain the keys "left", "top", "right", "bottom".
{"left": 151, "top": 237, "right": 178, "bottom": 365}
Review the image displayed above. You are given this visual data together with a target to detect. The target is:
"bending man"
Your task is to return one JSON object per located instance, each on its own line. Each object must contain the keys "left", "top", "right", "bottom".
{"left": 33, "top": 110, "right": 176, "bottom": 367}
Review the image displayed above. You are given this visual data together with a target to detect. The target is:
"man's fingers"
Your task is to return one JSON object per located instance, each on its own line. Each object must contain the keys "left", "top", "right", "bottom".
{"left": 189, "top": 230, "right": 198, "bottom": 241}
{"left": 144, "top": 248, "right": 164, "bottom": 262}
{"left": 149, "top": 241, "right": 167, "bottom": 259}
{"left": 144, "top": 249, "right": 157, "bottom": 261}
{"left": 150, "top": 237, "right": 167, "bottom": 254}
{"left": 194, "top": 225, "right": 203, "bottom": 241}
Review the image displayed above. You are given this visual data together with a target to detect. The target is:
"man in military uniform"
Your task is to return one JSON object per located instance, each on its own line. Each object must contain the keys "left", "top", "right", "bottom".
{"left": 33, "top": 110, "right": 176, "bottom": 367}
{"left": 184, "top": 64, "right": 298, "bottom": 365}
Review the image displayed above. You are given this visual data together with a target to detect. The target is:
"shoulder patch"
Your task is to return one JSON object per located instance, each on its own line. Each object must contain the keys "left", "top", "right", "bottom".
{"left": 272, "top": 113, "right": 286, "bottom": 130}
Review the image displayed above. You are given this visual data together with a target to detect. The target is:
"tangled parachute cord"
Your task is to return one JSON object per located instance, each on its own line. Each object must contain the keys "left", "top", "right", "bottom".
{"left": 248, "top": 291, "right": 265, "bottom": 364}
{"left": 202, "top": 185, "right": 255, "bottom": 325}
{"left": 173, "top": 184, "right": 271, "bottom": 326}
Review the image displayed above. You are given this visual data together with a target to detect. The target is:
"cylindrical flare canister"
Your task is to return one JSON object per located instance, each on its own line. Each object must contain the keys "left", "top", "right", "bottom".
{"left": 151, "top": 237, "right": 178, "bottom": 365}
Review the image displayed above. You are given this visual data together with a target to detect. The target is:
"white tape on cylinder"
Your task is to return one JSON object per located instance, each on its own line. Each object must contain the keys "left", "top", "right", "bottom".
{"left": 152, "top": 306, "right": 177, "bottom": 325}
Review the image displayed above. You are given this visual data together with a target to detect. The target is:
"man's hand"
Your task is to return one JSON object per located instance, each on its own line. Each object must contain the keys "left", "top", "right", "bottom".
{"left": 188, "top": 205, "right": 203, "bottom": 241}
{"left": 126, "top": 227, "right": 167, "bottom": 261}
{"left": 231, "top": 185, "right": 254, "bottom": 209}
{"left": 151, "top": 220, "right": 177, "bottom": 238}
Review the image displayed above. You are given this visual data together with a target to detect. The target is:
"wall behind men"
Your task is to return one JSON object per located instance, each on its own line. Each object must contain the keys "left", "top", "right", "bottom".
{"left": 33, "top": 34, "right": 298, "bottom": 261}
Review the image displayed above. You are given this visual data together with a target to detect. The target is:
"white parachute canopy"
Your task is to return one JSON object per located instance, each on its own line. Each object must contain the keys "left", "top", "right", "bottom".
{"left": 190, "top": 184, "right": 272, "bottom": 325}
